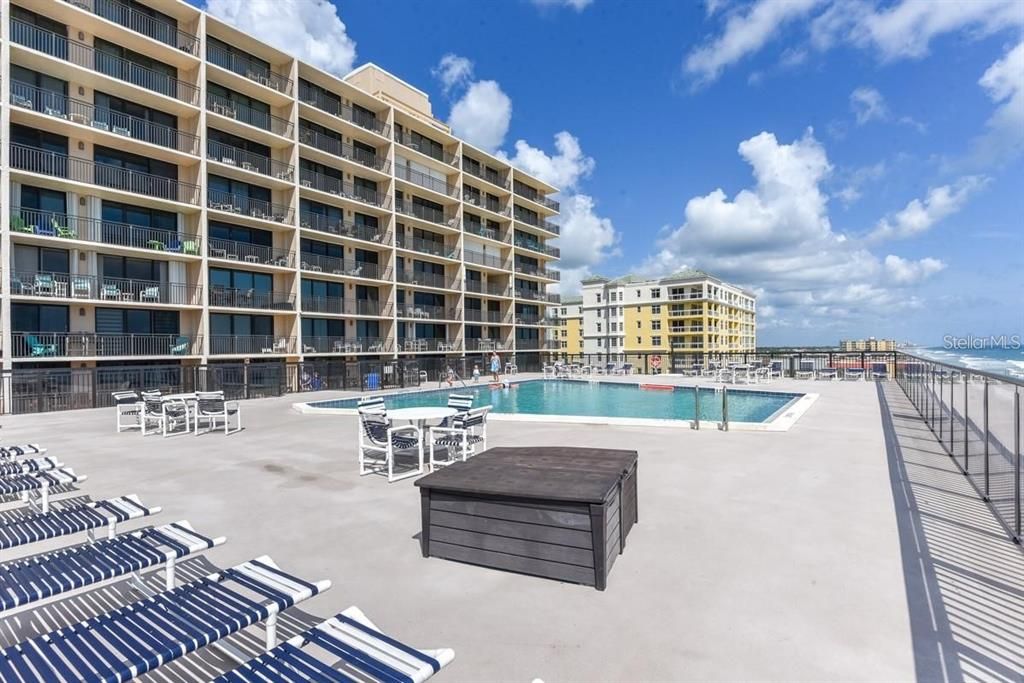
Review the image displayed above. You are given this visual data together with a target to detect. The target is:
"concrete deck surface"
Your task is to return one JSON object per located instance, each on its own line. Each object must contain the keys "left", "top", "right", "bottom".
{"left": 0, "top": 374, "right": 1020, "bottom": 682}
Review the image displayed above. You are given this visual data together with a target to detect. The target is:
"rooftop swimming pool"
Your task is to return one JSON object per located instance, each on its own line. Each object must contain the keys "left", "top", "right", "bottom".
{"left": 301, "top": 379, "right": 811, "bottom": 428}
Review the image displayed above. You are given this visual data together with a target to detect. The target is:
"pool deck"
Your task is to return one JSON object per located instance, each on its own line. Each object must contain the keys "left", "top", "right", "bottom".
{"left": 0, "top": 373, "right": 1021, "bottom": 681}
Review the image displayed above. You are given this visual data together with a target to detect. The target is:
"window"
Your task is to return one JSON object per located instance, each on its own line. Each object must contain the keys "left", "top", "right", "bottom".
{"left": 636, "top": 290, "right": 640, "bottom": 298}
{"left": 637, "top": 337, "right": 641, "bottom": 345}
{"left": 10, "top": 66, "right": 67, "bottom": 117}
{"left": 652, "top": 336, "right": 662, "bottom": 346}
{"left": 95, "top": 308, "right": 179, "bottom": 335}
{"left": 596, "top": 323, "right": 602, "bottom": 333}
{"left": 560, "top": 341, "right": 567, "bottom": 349}
{"left": 101, "top": 255, "right": 163, "bottom": 282}
{"left": 208, "top": 174, "right": 270, "bottom": 203}
{"left": 652, "top": 305, "right": 661, "bottom": 314}
{"left": 95, "top": 144, "right": 178, "bottom": 179}
{"left": 636, "top": 321, "right": 641, "bottom": 329}
{"left": 20, "top": 185, "right": 67, "bottom": 217}
{"left": 652, "top": 320, "right": 661, "bottom": 331}
{"left": 597, "top": 339, "right": 603, "bottom": 347}
{"left": 609, "top": 292, "right": 617, "bottom": 302}
{"left": 209, "top": 268, "right": 273, "bottom": 294}
{"left": 650, "top": 288, "right": 661, "bottom": 299}
{"left": 12, "top": 303, "right": 69, "bottom": 333}
{"left": 94, "top": 38, "right": 177, "bottom": 98}
{"left": 302, "top": 317, "right": 344, "bottom": 340}
{"left": 596, "top": 293, "right": 602, "bottom": 303}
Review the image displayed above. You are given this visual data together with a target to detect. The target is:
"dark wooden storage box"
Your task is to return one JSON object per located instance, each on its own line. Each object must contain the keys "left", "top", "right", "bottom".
{"left": 415, "top": 447, "right": 638, "bottom": 590}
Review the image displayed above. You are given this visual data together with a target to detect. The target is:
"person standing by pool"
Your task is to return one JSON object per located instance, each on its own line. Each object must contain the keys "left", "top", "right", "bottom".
{"left": 472, "top": 363, "right": 481, "bottom": 383}
{"left": 489, "top": 351, "right": 501, "bottom": 382}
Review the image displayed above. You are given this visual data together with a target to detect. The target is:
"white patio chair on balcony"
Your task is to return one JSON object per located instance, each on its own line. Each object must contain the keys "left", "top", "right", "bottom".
{"left": 193, "top": 391, "right": 242, "bottom": 435}
{"left": 138, "top": 286, "right": 160, "bottom": 302}
{"left": 71, "top": 277, "right": 91, "bottom": 299}
{"left": 261, "top": 337, "right": 288, "bottom": 354}
{"left": 101, "top": 284, "right": 122, "bottom": 300}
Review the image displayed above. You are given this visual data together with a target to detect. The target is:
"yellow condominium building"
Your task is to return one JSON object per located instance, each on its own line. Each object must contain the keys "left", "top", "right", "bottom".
{"left": 579, "top": 270, "right": 756, "bottom": 356}
{"left": 0, "top": 0, "right": 561, "bottom": 382}
{"left": 548, "top": 297, "right": 583, "bottom": 354}
{"left": 840, "top": 338, "right": 897, "bottom": 352}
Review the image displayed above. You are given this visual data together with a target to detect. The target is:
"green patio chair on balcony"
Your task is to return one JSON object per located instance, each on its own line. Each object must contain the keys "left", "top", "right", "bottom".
{"left": 24, "top": 335, "right": 58, "bottom": 357}
{"left": 10, "top": 215, "right": 33, "bottom": 233}
{"left": 55, "top": 222, "right": 77, "bottom": 239}
{"left": 182, "top": 239, "right": 199, "bottom": 255}
{"left": 170, "top": 336, "right": 190, "bottom": 355}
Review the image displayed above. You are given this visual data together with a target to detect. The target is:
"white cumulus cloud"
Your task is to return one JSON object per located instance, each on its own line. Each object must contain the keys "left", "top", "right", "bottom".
{"left": 503, "top": 132, "right": 596, "bottom": 192}
{"left": 204, "top": 0, "right": 356, "bottom": 76}
{"left": 850, "top": 86, "right": 889, "bottom": 124}
{"left": 448, "top": 81, "right": 512, "bottom": 153}
{"left": 884, "top": 254, "right": 945, "bottom": 284}
{"left": 869, "top": 176, "right": 988, "bottom": 241}
{"left": 971, "top": 41, "right": 1024, "bottom": 165}
{"left": 432, "top": 54, "right": 473, "bottom": 94}
{"left": 530, "top": 0, "right": 593, "bottom": 11}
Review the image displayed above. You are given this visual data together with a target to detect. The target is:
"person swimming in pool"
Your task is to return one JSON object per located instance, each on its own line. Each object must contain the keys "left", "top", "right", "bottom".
{"left": 489, "top": 351, "right": 501, "bottom": 382}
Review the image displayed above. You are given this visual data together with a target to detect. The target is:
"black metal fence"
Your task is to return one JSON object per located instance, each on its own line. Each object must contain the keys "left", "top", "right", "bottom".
{"left": 551, "top": 350, "right": 901, "bottom": 376}
{"left": 895, "top": 350, "right": 1022, "bottom": 543}
{"left": 0, "top": 360, "right": 422, "bottom": 415}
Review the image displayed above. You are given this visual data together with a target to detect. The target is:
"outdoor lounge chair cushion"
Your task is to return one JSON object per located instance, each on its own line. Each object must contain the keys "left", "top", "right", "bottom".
{"left": 0, "top": 494, "right": 158, "bottom": 551}
{"left": 362, "top": 417, "right": 420, "bottom": 450}
{"left": 0, "top": 456, "right": 61, "bottom": 477}
{"left": 0, "top": 468, "right": 84, "bottom": 497}
{"left": 0, "top": 444, "right": 46, "bottom": 459}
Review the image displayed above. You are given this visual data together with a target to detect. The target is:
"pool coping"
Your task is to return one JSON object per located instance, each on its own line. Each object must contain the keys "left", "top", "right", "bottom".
{"left": 292, "top": 379, "right": 819, "bottom": 432}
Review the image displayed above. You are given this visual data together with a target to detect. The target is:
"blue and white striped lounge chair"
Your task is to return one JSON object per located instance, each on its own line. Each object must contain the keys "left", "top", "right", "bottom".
{"left": 872, "top": 362, "right": 889, "bottom": 381}
{"left": 0, "top": 494, "right": 159, "bottom": 551}
{"left": 214, "top": 605, "right": 455, "bottom": 683}
{"left": 0, "top": 444, "right": 46, "bottom": 459}
{"left": 0, "top": 520, "right": 224, "bottom": 614}
{"left": 0, "top": 556, "right": 331, "bottom": 682}
{"left": 795, "top": 361, "right": 815, "bottom": 379}
{"left": 843, "top": 367, "right": 865, "bottom": 381}
{"left": 0, "top": 455, "right": 62, "bottom": 477}
{"left": 0, "top": 468, "right": 85, "bottom": 514}
{"left": 817, "top": 367, "right": 838, "bottom": 381}
{"left": 357, "top": 399, "right": 423, "bottom": 483}
{"left": 430, "top": 406, "right": 491, "bottom": 470}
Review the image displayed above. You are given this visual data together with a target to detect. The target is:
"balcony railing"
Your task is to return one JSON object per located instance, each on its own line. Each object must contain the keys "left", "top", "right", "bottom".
{"left": 206, "top": 42, "right": 292, "bottom": 95}
{"left": 393, "top": 130, "right": 456, "bottom": 165}
{"left": 515, "top": 289, "right": 560, "bottom": 303}
{"left": 11, "top": 271, "right": 202, "bottom": 305}
{"left": 297, "top": 83, "right": 389, "bottom": 136}
{"left": 11, "top": 81, "right": 200, "bottom": 155}
{"left": 395, "top": 199, "right": 457, "bottom": 228}
{"left": 465, "top": 338, "right": 509, "bottom": 351}
{"left": 11, "top": 331, "right": 200, "bottom": 358}
{"left": 208, "top": 237, "right": 293, "bottom": 267}
{"left": 396, "top": 270, "right": 457, "bottom": 290}
{"left": 208, "top": 288, "right": 295, "bottom": 310}
{"left": 298, "top": 127, "right": 388, "bottom": 172}
{"left": 67, "top": 0, "right": 200, "bottom": 55}
{"left": 465, "top": 309, "right": 508, "bottom": 324}
{"left": 300, "top": 297, "right": 389, "bottom": 316}
{"left": 208, "top": 189, "right": 293, "bottom": 223}
{"left": 10, "top": 209, "right": 202, "bottom": 255}
{"left": 396, "top": 235, "right": 458, "bottom": 260}
{"left": 515, "top": 314, "right": 544, "bottom": 325}
{"left": 299, "top": 254, "right": 385, "bottom": 280}
{"left": 464, "top": 164, "right": 509, "bottom": 189}
{"left": 514, "top": 238, "right": 560, "bottom": 258}
{"left": 299, "top": 169, "right": 384, "bottom": 208}
{"left": 668, "top": 293, "right": 705, "bottom": 300}
{"left": 514, "top": 262, "right": 561, "bottom": 280}
{"left": 399, "top": 338, "right": 461, "bottom": 353}
{"left": 301, "top": 336, "right": 391, "bottom": 353}
{"left": 206, "top": 92, "right": 292, "bottom": 137}
{"left": 10, "top": 19, "right": 199, "bottom": 105}
{"left": 463, "top": 222, "right": 508, "bottom": 243}
{"left": 515, "top": 338, "right": 555, "bottom": 350}
{"left": 396, "top": 303, "right": 459, "bottom": 320}
{"left": 209, "top": 335, "right": 295, "bottom": 355}
{"left": 513, "top": 208, "right": 560, "bottom": 234}
{"left": 464, "top": 192, "right": 509, "bottom": 216}
{"left": 299, "top": 212, "right": 385, "bottom": 244}
{"left": 207, "top": 140, "right": 294, "bottom": 180}
{"left": 464, "top": 250, "right": 509, "bottom": 269}
{"left": 465, "top": 281, "right": 510, "bottom": 297}
{"left": 10, "top": 144, "right": 201, "bottom": 205}
{"left": 395, "top": 165, "right": 457, "bottom": 197}
{"left": 513, "top": 181, "right": 560, "bottom": 212}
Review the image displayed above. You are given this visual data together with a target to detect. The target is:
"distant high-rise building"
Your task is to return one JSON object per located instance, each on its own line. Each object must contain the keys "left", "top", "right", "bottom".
{"left": 839, "top": 338, "right": 897, "bottom": 352}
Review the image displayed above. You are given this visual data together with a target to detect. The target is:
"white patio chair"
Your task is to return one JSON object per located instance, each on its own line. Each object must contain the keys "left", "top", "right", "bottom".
{"left": 357, "top": 398, "right": 423, "bottom": 482}
{"left": 795, "top": 360, "right": 815, "bottom": 379}
{"left": 429, "top": 406, "right": 490, "bottom": 470}
{"left": 112, "top": 390, "right": 142, "bottom": 433}
{"left": 193, "top": 391, "right": 242, "bottom": 435}
{"left": 141, "top": 396, "right": 190, "bottom": 436}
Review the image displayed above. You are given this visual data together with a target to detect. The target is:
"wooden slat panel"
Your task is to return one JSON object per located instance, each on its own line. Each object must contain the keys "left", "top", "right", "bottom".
{"left": 430, "top": 526, "right": 595, "bottom": 567}
{"left": 431, "top": 495, "right": 592, "bottom": 530}
{"left": 605, "top": 494, "right": 620, "bottom": 534}
{"left": 429, "top": 540, "right": 596, "bottom": 585}
{"left": 605, "top": 533, "right": 621, "bottom": 573}
{"left": 430, "top": 510, "right": 593, "bottom": 548}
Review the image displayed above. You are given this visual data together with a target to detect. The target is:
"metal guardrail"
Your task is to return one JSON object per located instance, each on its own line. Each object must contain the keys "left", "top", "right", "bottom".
{"left": 395, "top": 199, "right": 458, "bottom": 228}
{"left": 208, "top": 237, "right": 292, "bottom": 267}
{"left": 10, "top": 209, "right": 202, "bottom": 254}
{"left": 207, "top": 189, "right": 292, "bottom": 223}
{"left": 299, "top": 169, "right": 384, "bottom": 207}
{"left": 298, "top": 212, "right": 385, "bottom": 243}
{"left": 10, "top": 270, "right": 203, "bottom": 305}
{"left": 11, "top": 332, "right": 199, "bottom": 358}
{"left": 208, "top": 288, "right": 295, "bottom": 311}
{"left": 513, "top": 180, "right": 559, "bottom": 211}
{"left": 297, "top": 83, "right": 389, "bottom": 136}
{"left": 298, "top": 127, "right": 388, "bottom": 172}
{"left": 396, "top": 235, "right": 458, "bottom": 260}
{"left": 395, "top": 165, "right": 458, "bottom": 197}
{"left": 300, "top": 297, "right": 389, "bottom": 316}
{"left": 66, "top": 0, "right": 200, "bottom": 54}
{"left": 463, "top": 222, "right": 508, "bottom": 243}
{"left": 208, "top": 335, "right": 296, "bottom": 355}
{"left": 206, "top": 42, "right": 292, "bottom": 95}
{"left": 395, "top": 270, "right": 458, "bottom": 290}
{"left": 299, "top": 254, "right": 385, "bottom": 280}
{"left": 207, "top": 92, "right": 292, "bottom": 137}
{"left": 207, "top": 140, "right": 293, "bottom": 180}
{"left": 512, "top": 208, "right": 560, "bottom": 234}
{"left": 395, "top": 303, "right": 460, "bottom": 321}
{"left": 301, "top": 336, "right": 392, "bottom": 353}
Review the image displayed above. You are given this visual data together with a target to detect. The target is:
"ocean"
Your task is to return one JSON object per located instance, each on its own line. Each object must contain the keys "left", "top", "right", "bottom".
{"left": 911, "top": 345, "right": 1024, "bottom": 380}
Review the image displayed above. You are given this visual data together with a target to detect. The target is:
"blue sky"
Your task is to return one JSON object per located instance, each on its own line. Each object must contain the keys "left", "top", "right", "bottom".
{"left": 199, "top": 0, "right": 1023, "bottom": 346}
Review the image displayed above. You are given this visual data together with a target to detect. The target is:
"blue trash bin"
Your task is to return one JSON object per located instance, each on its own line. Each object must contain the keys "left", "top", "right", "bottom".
{"left": 366, "top": 373, "right": 380, "bottom": 390}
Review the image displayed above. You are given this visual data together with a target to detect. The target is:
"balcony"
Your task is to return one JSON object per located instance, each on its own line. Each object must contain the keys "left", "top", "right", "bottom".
{"left": 10, "top": 271, "right": 203, "bottom": 305}
{"left": 668, "top": 292, "right": 705, "bottom": 301}
{"left": 299, "top": 254, "right": 385, "bottom": 280}
{"left": 671, "top": 342, "right": 705, "bottom": 351}
{"left": 11, "top": 82, "right": 200, "bottom": 155}
{"left": 301, "top": 297, "right": 389, "bottom": 316}
{"left": 10, "top": 19, "right": 200, "bottom": 105}
{"left": 396, "top": 235, "right": 458, "bottom": 260}
{"left": 299, "top": 169, "right": 385, "bottom": 208}
{"left": 395, "top": 165, "right": 457, "bottom": 197}
{"left": 464, "top": 192, "right": 509, "bottom": 216}
{"left": 207, "top": 140, "right": 294, "bottom": 181}
{"left": 465, "top": 338, "right": 508, "bottom": 351}
{"left": 514, "top": 262, "right": 561, "bottom": 281}
{"left": 206, "top": 92, "right": 292, "bottom": 137}
{"left": 514, "top": 238, "right": 560, "bottom": 258}
{"left": 11, "top": 209, "right": 201, "bottom": 255}
{"left": 465, "top": 281, "right": 510, "bottom": 297}
{"left": 298, "top": 212, "right": 385, "bottom": 244}
{"left": 67, "top": 0, "right": 200, "bottom": 55}
{"left": 209, "top": 335, "right": 295, "bottom": 355}
{"left": 399, "top": 338, "right": 461, "bottom": 353}
{"left": 465, "top": 309, "right": 508, "bottom": 324}
{"left": 463, "top": 221, "right": 508, "bottom": 243}
{"left": 208, "top": 288, "right": 295, "bottom": 311}
{"left": 513, "top": 181, "right": 559, "bottom": 212}
{"left": 11, "top": 331, "right": 200, "bottom": 358}
{"left": 464, "top": 164, "right": 508, "bottom": 189}
{"left": 515, "top": 289, "right": 560, "bottom": 303}
{"left": 394, "top": 130, "right": 456, "bottom": 165}
{"left": 513, "top": 208, "right": 560, "bottom": 234}
{"left": 515, "top": 314, "right": 545, "bottom": 325}
{"left": 301, "top": 336, "right": 391, "bottom": 354}
{"left": 206, "top": 42, "right": 292, "bottom": 95}
{"left": 297, "top": 83, "right": 390, "bottom": 136}
{"left": 515, "top": 338, "right": 556, "bottom": 350}
{"left": 396, "top": 270, "right": 457, "bottom": 290}
{"left": 396, "top": 303, "right": 460, "bottom": 321}
{"left": 10, "top": 144, "right": 201, "bottom": 205}
{"left": 395, "top": 199, "right": 458, "bottom": 228}
{"left": 207, "top": 189, "right": 292, "bottom": 223}
{"left": 670, "top": 326, "right": 706, "bottom": 334}
{"left": 464, "top": 250, "right": 509, "bottom": 270}
{"left": 208, "top": 237, "right": 292, "bottom": 268}
{"left": 298, "top": 127, "right": 388, "bottom": 172}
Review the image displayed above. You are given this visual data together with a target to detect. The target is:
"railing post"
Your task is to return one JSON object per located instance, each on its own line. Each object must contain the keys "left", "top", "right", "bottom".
{"left": 1014, "top": 388, "right": 1021, "bottom": 543}
{"left": 963, "top": 377, "right": 969, "bottom": 473}
{"left": 949, "top": 371, "right": 955, "bottom": 456}
{"left": 983, "top": 377, "right": 990, "bottom": 501}
{"left": 937, "top": 373, "right": 943, "bottom": 441}
{"left": 694, "top": 387, "right": 700, "bottom": 430}
{"left": 721, "top": 386, "right": 729, "bottom": 432}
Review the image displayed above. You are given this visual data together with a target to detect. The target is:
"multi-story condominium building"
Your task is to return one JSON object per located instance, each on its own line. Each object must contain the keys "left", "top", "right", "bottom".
{"left": 579, "top": 271, "right": 756, "bottom": 356}
{"left": 548, "top": 297, "right": 583, "bottom": 354}
{"left": 0, "top": 0, "right": 560, "bottom": 381}
{"left": 839, "top": 338, "right": 897, "bottom": 352}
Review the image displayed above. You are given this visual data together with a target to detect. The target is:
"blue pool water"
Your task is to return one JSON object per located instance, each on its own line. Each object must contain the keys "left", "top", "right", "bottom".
{"left": 309, "top": 380, "right": 802, "bottom": 423}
